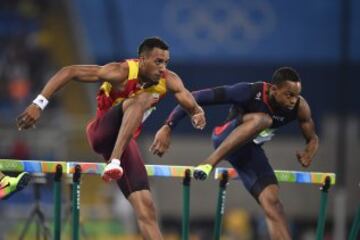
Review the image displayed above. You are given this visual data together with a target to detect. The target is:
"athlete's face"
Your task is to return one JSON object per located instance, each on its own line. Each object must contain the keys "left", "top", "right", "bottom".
{"left": 139, "top": 48, "right": 169, "bottom": 85}
{"left": 271, "top": 80, "right": 301, "bottom": 110}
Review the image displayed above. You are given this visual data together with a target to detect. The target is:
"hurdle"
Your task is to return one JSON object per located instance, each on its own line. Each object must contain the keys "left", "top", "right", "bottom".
{"left": 53, "top": 165, "right": 62, "bottom": 240}
{"left": 315, "top": 176, "right": 331, "bottom": 240}
{"left": 348, "top": 183, "right": 360, "bottom": 240}
{"left": 0, "top": 159, "right": 194, "bottom": 240}
{"left": 349, "top": 204, "right": 360, "bottom": 240}
{"left": 0, "top": 159, "right": 338, "bottom": 239}
{"left": 182, "top": 169, "right": 191, "bottom": 240}
{"left": 214, "top": 167, "right": 336, "bottom": 240}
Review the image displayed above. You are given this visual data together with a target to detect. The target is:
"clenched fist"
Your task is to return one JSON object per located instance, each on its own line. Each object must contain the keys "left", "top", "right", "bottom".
{"left": 191, "top": 107, "right": 206, "bottom": 130}
{"left": 296, "top": 151, "right": 313, "bottom": 168}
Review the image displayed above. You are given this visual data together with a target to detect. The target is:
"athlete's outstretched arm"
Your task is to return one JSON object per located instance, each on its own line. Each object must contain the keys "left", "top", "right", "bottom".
{"left": 150, "top": 82, "right": 253, "bottom": 157}
{"left": 17, "top": 63, "right": 128, "bottom": 130}
{"left": 165, "top": 82, "right": 252, "bottom": 129}
{"left": 296, "top": 97, "right": 319, "bottom": 168}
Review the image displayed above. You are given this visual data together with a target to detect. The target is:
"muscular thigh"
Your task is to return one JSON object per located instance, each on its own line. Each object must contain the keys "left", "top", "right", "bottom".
{"left": 86, "top": 103, "right": 124, "bottom": 159}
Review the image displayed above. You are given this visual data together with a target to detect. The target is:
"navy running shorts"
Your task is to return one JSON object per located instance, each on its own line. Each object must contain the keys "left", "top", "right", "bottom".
{"left": 212, "top": 118, "right": 278, "bottom": 201}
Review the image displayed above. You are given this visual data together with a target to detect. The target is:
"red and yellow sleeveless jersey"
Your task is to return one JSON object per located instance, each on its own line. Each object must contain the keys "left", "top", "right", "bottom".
{"left": 96, "top": 59, "right": 168, "bottom": 137}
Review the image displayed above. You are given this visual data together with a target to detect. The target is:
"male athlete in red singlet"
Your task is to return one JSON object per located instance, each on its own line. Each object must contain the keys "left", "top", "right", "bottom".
{"left": 17, "top": 37, "right": 206, "bottom": 240}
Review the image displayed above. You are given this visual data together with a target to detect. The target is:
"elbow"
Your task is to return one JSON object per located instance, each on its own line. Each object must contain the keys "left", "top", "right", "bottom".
{"left": 314, "top": 134, "right": 319, "bottom": 143}
{"left": 61, "top": 66, "right": 77, "bottom": 79}
{"left": 310, "top": 134, "right": 319, "bottom": 145}
{"left": 305, "top": 134, "right": 319, "bottom": 151}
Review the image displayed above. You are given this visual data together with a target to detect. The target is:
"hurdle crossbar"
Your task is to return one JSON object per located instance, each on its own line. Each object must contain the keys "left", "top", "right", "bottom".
{"left": 215, "top": 167, "right": 336, "bottom": 185}
{"left": 0, "top": 159, "right": 194, "bottom": 177}
{"left": 0, "top": 160, "right": 336, "bottom": 184}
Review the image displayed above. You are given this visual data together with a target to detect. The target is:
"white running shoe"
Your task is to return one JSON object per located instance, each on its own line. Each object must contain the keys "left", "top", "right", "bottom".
{"left": 102, "top": 159, "right": 123, "bottom": 182}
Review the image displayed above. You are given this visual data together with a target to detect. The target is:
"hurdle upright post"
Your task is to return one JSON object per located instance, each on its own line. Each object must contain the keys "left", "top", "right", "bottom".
{"left": 213, "top": 171, "right": 229, "bottom": 240}
{"left": 315, "top": 176, "right": 331, "bottom": 240}
{"left": 182, "top": 169, "right": 191, "bottom": 240}
{"left": 53, "top": 164, "right": 63, "bottom": 240}
{"left": 348, "top": 183, "right": 360, "bottom": 240}
{"left": 72, "top": 165, "right": 81, "bottom": 240}
{"left": 348, "top": 204, "right": 360, "bottom": 240}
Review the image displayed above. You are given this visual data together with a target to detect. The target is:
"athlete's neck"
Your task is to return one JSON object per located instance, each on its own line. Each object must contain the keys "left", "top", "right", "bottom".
{"left": 138, "top": 74, "right": 156, "bottom": 89}
{"left": 269, "top": 95, "right": 278, "bottom": 110}
{"left": 268, "top": 88, "right": 281, "bottom": 111}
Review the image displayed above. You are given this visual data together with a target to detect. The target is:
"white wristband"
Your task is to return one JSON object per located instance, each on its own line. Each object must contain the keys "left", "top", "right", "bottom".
{"left": 32, "top": 94, "right": 49, "bottom": 110}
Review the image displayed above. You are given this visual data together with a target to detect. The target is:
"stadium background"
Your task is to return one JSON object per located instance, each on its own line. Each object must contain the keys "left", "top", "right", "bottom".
{"left": 0, "top": 0, "right": 359, "bottom": 239}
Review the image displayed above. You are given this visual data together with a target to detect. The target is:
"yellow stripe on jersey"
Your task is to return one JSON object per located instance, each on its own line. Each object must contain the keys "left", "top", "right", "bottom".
{"left": 99, "top": 81, "right": 112, "bottom": 97}
{"left": 127, "top": 59, "right": 139, "bottom": 79}
{"left": 142, "top": 78, "right": 167, "bottom": 96}
{"left": 99, "top": 60, "right": 137, "bottom": 97}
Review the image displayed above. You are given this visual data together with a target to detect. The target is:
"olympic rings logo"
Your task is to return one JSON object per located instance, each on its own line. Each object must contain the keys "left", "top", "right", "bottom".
{"left": 163, "top": 0, "right": 276, "bottom": 55}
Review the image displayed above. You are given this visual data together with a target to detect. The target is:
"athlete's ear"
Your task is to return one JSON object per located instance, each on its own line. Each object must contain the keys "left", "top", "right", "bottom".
{"left": 138, "top": 51, "right": 146, "bottom": 59}
{"left": 139, "top": 55, "right": 145, "bottom": 66}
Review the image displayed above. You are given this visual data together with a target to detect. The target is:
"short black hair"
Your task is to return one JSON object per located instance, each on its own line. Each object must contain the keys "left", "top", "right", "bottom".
{"left": 271, "top": 67, "right": 301, "bottom": 85}
{"left": 138, "top": 37, "right": 169, "bottom": 56}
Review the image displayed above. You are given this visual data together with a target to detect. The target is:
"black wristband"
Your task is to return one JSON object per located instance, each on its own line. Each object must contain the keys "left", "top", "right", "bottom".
{"left": 164, "top": 120, "right": 174, "bottom": 130}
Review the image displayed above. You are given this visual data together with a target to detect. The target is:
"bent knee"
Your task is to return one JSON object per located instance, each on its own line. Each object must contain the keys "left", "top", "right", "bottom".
{"left": 124, "top": 93, "right": 154, "bottom": 112}
{"left": 259, "top": 188, "right": 284, "bottom": 214}
{"left": 261, "top": 194, "right": 283, "bottom": 210}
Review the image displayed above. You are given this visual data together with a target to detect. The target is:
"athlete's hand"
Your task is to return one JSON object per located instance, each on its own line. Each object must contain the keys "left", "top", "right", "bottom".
{"left": 191, "top": 106, "right": 206, "bottom": 130}
{"left": 150, "top": 124, "right": 172, "bottom": 157}
{"left": 296, "top": 150, "right": 312, "bottom": 168}
{"left": 16, "top": 104, "right": 42, "bottom": 130}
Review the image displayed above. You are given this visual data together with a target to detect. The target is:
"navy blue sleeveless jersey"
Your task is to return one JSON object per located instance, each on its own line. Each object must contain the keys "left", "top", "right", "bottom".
{"left": 164, "top": 81, "right": 303, "bottom": 198}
